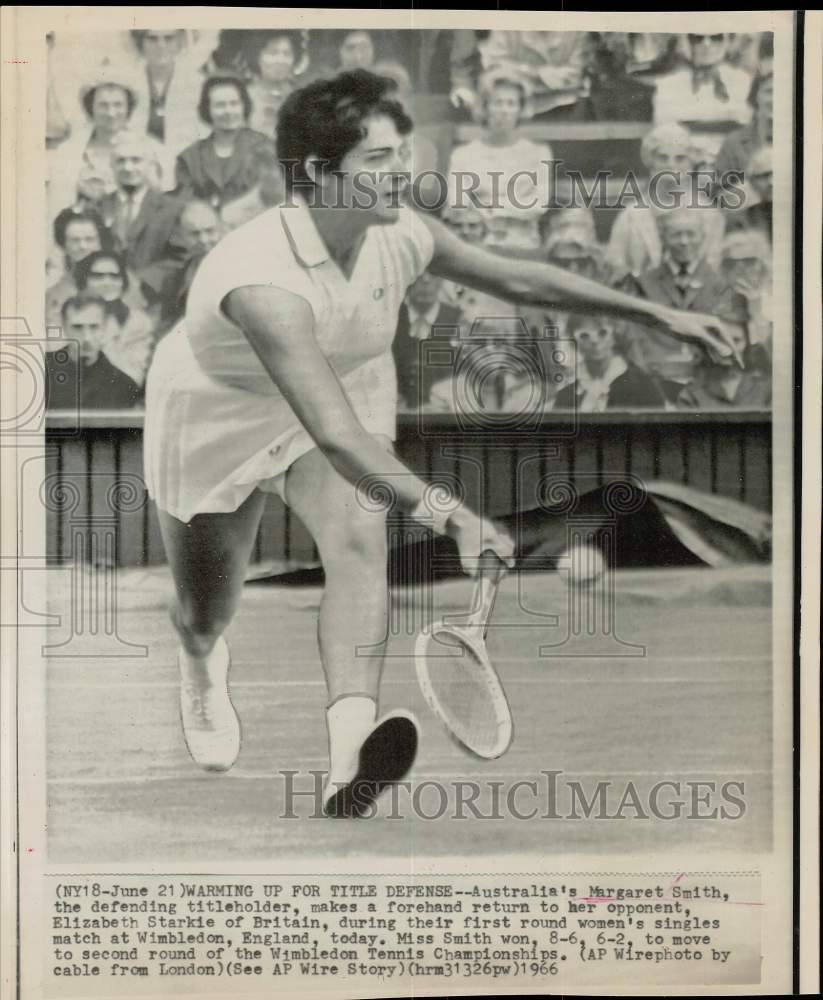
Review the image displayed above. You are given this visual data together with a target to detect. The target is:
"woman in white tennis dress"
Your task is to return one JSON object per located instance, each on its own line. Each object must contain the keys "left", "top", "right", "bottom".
{"left": 144, "top": 70, "right": 739, "bottom": 818}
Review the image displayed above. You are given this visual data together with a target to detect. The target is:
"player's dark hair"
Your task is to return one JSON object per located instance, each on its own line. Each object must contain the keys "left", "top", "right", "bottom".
{"left": 53, "top": 209, "right": 112, "bottom": 252}
{"left": 276, "top": 69, "right": 412, "bottom": 192}
{"left": 74, "top": 251, "right": 130, "bottom": 294}
{"left": 198, "top": 75, "right": 253, "bottom": 126}
{"left": 60, "top": 293, "right": 107, "bottom": 322}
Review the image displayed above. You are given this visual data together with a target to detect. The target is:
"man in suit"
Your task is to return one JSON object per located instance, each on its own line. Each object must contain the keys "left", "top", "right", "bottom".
{"left": 100, "top": 132, "right": 185, "bottom": 273}
{"left": 45, "top": 295, "right": 142, "bottom": 410}
{"left": 621, "top": 208, "right": 744, "bottom": 399}
{"left": 392, "top": 271, "right": 461, "bottom": 410}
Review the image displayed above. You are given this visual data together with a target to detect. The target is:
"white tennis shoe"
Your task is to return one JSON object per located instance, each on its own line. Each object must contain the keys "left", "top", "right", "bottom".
{"left": 323, "top": 710, "right": 419, "bottom": 818}
{"left": 178, "top": 636, "right": 241, "bottom": 772}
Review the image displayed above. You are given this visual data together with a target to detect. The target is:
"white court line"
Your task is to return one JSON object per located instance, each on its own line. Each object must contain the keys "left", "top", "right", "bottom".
{"left": 47, "top": 769, "right": 773, "bottom": 787}
{"left": 49, "top": 674, "right": 772, "bottom": 690}
{"left": 48, "top": 653, "right": 771, "bottom": 667}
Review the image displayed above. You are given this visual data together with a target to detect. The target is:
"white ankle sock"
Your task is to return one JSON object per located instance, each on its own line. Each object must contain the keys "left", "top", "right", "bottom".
{"left": 179, "top": 636, "right": 227, "bottom": 686}
{"left": 326, "top": 695, "right": 377, "bottom": 788}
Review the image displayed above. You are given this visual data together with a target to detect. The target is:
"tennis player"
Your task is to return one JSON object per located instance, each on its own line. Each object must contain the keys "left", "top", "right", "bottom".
{"left": 144, "top": 70, "right": 738, "bottom": 818}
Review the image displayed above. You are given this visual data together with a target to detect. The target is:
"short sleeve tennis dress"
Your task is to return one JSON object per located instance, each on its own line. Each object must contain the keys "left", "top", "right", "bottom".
{"left": 144, "top": 199, "right": 435, "bottom": 522}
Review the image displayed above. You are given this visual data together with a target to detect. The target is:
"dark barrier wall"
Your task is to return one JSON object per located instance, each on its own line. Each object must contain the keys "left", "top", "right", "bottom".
{"left": 44, "top": 411, "right": 771, "bottom": 568}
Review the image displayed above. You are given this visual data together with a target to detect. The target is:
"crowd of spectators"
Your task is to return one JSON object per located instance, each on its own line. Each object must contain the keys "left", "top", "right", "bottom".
{"left": 45, "top": 28, "right": 774, "bottom": 413}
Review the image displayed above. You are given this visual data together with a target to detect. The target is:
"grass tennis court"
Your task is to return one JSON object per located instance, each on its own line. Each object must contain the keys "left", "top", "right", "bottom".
{"left": 46, "top": 565, "right": 772, "bottom": 862}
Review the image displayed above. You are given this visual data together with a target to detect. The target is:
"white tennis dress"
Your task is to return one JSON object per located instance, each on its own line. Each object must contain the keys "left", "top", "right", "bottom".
{"left": 144, "top": 199, "right": 435, "bottom": 522}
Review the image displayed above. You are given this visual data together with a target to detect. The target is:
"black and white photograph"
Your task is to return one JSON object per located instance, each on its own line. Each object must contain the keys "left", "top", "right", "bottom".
{"left": 1, "top": 7, "right": 818, "bottom": 999}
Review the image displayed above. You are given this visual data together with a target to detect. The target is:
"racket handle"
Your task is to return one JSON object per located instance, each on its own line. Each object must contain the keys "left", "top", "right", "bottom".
{"left": 471, "top": 549, "right": 507, "bottom": 637}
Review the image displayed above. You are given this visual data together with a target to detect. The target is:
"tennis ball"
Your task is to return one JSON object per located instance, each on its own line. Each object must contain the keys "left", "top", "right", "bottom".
{"left": 560, "top": 542, "right": 606, "bottom": 587}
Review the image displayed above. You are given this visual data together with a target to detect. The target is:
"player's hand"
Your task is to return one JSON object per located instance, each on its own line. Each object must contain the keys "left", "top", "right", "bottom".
{"left": 448, "top": 509, "right": 515, "bottom": 577}
{"left": 655, "top": 307, "right": 745, "bottom": 368}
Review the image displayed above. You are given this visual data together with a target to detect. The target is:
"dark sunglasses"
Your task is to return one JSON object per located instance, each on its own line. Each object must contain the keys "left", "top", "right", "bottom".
{"left": 688, "top": 33, "right": 724, "bottom": 44}
{"left": 88, "top": 269, "right": 122, "bottom": 278}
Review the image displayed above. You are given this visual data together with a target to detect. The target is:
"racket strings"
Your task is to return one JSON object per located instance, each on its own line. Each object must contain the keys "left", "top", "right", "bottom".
{"left": 421, "top": 630, "right": 506, "bottom": 758}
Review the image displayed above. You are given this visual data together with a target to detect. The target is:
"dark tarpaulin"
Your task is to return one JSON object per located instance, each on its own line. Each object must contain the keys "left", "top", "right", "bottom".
{"left": 246, "top": 481, "right": 771, "bottom": 588}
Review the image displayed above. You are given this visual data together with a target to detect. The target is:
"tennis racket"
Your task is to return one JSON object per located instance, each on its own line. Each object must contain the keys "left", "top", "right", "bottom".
{"left": 414, "top": 550, "right": 513, "bottom": 759}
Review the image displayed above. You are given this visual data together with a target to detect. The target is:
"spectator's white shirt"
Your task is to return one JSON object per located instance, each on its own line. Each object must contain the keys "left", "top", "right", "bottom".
{"left": 405, "top": 302, "right": 441, "bottom": 340}
{"left": 653, "top": 64, "right": 753, "bottom": 126}
{"left": 573, "top": 355, "right": 629, "bottom": 414}
{"left": 129, "top": 55, "right": 211, "bottom": 160}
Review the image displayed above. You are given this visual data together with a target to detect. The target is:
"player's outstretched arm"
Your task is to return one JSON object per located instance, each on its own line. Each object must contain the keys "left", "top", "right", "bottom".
{"left": 223, "top": 285, "right": 514, "bottom": 572}
{"left": 420, "top": 212, "right": 742, "bottom": 366}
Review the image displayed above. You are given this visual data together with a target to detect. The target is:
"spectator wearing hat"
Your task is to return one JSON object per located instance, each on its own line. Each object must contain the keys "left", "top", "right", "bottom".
{"left": 175, "top": 75, "right": 271, "bottom": 212}
{"left": 620, "top": 208, "right": 742, "bottom": 399}
{"left": 606, "top": 123, "right": 727, "bottom": 280}
{"left": 247, "top": 30, "right": 306, "bottom": 140}
{"left": 46, "top": 294, "right": 143, "bottom": 411}
{"left": 98, "top": 132, "right": 185, "bottom": 273}
{"left": 446, "top": 70, "right": 553, "bottom": 249}
{"left": 128, "top": 29, "right": 209, "bottom": 159}
{"left": 74, "top": 250, "right": 156, "bottom": 387}
{"left": 47, "top": 75, "right": 173, "bottom": 239}
{"left": 653, "top": 32, "right": 753, "bottom": 127}
{"left": 479, "top": 30, "right": 590, "bottom": 121}
{"left": 554, "top": 312, "right": 666, "bottom": 412}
